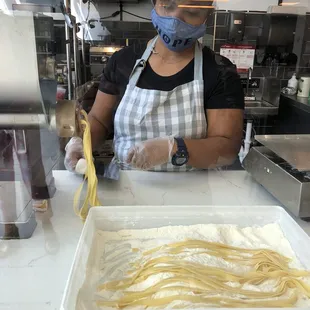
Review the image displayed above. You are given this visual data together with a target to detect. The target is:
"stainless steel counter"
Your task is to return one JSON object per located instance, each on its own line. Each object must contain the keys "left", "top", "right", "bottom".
{"left": 244, "top": 100, "right": 278, "bottom": 116}
{"left": 281, "top": 94, "right": 310, "bottom": 113}
{"left": 256, "top": 134, "right": 310, "bottom": 171}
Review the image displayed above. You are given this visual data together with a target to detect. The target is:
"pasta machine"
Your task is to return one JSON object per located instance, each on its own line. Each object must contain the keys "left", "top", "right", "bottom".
{"left": 0, "top": 11, "right": 80, "bottom": 239}
{"left": 243, "top": 135, "right": 310, "bottom": 220}
{"left": 0, "top": 16, "right": 78, "bottom": 137}
{"left": 0, "top": 11, "right": 81, "bottom": 135}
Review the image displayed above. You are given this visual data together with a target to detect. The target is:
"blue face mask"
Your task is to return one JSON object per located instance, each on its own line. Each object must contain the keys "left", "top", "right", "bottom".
{"left": 151, "top": 9, "right": 206, "bottom": 52}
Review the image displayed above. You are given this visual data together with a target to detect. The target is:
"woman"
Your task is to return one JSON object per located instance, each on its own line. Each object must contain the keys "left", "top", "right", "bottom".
{"left": 65, "top": 0, "right": 244, "bottom": 179}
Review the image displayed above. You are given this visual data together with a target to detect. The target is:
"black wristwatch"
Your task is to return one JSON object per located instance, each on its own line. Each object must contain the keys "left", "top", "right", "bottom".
{"left": 172, "top": 137, "right": 189, "bottom": 167}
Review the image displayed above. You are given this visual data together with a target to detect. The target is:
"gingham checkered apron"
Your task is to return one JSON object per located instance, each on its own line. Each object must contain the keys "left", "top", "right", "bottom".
{"left": 104, "top": 37, "right": 207, "bottom": 179}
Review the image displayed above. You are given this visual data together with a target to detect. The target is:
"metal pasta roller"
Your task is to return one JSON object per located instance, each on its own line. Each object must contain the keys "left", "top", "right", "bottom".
{"left": 0, "top": 11, "right": 80, "bottom": 239}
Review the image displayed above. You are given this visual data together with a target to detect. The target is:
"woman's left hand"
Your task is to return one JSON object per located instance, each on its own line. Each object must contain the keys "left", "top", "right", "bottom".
{"left": 127, "top": 137, "right": 175, "bottom": 170}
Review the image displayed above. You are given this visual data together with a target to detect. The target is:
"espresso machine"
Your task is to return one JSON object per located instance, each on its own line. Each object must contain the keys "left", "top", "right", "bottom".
{"left": 0, "top": 11, "right": 80, "bottom": 239}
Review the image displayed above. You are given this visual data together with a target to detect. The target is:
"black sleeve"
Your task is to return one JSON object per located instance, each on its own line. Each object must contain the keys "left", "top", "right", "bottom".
{"left": 206, "top": 55, "right": 245, "bottom": 110}
{"left": 98, "top": 51, "right": 120, "bottom": 96}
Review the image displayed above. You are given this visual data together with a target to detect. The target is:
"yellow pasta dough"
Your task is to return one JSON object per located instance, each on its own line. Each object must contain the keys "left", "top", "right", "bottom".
{"left": 73, "top": 110, "right": 101, "bottom": 221}
{"left": 96, "top": 240, "right": 310, "bottom": 309}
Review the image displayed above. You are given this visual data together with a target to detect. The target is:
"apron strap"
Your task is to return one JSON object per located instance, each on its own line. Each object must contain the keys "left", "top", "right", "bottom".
{"left": 194, "top": 41, "right": 203, "bottom": 81}
{"left": 129, "top": 37, "right": 203, "bottom": 87}
{"left": 129, "top": 37, "right": 158, "bottom": 87}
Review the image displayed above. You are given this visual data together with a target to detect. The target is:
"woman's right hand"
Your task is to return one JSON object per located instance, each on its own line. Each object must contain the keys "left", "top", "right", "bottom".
{"left": 64, "top": 137, "right": 84, "bottom": 173}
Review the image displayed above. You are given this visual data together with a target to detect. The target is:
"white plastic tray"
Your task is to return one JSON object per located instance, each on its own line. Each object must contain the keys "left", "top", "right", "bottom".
{"left": 61, "top": 205, "right": 310, "bottom": 310}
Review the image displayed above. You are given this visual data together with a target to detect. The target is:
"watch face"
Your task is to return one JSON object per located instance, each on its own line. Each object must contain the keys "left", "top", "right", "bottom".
{"left": 175, "top": 157, "right": 187, "bottom": 166}
{"left": 172, "top": 151, "right": 189, "bottom": 166}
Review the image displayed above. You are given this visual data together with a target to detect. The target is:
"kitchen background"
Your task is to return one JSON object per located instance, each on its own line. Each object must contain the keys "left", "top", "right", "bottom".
{"left": 3, "top": 0, "right": 310, "bottom": 182}
{"left": 44, "top": 1, "right": 310, "bottom": 75}
{"left": 27, "top": 0, "right": 310, "bottom": 148}
{"left": 79, "top": 1, "right": 310, "bottom": 137}
{"left": 99, "top": 12, "right": 310, "bottom": 72}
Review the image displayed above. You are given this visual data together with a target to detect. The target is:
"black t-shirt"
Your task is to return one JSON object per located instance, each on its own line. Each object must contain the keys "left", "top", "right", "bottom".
{"left": 99, "top": 44, "right": 244, "bottom": 110}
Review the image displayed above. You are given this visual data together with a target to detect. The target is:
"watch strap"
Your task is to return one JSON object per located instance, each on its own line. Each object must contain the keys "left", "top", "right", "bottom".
{"left": 174, "top": 137, "right": 187, "bottom": 152}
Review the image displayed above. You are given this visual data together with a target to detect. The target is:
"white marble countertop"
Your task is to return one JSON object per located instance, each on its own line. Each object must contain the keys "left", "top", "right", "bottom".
{"left": 1, "top": 170, "right": 310, "bottom": 310}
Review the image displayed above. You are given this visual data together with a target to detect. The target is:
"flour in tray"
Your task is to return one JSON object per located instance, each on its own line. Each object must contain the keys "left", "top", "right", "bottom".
{"left": 78, "top": 223, "right": 310, "bottom": 309}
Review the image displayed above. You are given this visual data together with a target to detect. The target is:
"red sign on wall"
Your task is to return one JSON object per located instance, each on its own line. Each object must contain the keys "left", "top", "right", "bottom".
{"left": 220, "top": 44, "right": 255, "bottom": 73}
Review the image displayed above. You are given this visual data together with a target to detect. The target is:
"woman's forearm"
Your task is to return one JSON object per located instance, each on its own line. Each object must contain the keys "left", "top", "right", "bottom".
{"left": 183, "top": 137, "right": 241, "bottom": 169}
{"left": 87, "top": 91, "right": 118, "bottom": 151}
{"left": 88, "top": 113, "right": 110, "bottom": 150}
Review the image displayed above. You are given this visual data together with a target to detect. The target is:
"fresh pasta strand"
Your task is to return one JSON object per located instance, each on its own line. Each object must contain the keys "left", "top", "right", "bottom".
{"left": 73, "top": 110, "right": 101, "bottom": 221}
{"left": 97, "top": 292, "right": 299, "bottom": 309}
{"left": 140, "top": 239, "right": 291, "bottom": 273}
{"left": 143, "top": 240, "right": 290, "bottom": 262}
{"left": 98, "top": 257, "right": 310, "bottom": 296}
{"left": 97, "top": 240, "right": 310, "bottom": 309}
